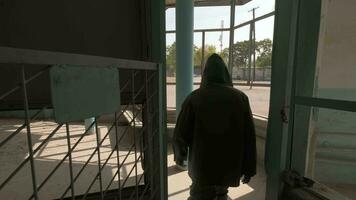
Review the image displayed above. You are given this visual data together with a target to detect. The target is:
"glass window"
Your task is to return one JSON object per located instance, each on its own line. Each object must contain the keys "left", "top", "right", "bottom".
{"left": 293, "top": 105, "right": 356, "bottom": 199}
{"left": 235, "top": 0, "right": 275, "bottom": 25}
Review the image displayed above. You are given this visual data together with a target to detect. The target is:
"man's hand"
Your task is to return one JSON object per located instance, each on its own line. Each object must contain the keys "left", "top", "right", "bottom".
{"left": 241, "top": 175, "right": 251, "bottom": 184}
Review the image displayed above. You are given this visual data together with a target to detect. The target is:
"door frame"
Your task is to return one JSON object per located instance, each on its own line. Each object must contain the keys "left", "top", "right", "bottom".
{"left": 266, "top": 0, "right": 356, "bottom": 199}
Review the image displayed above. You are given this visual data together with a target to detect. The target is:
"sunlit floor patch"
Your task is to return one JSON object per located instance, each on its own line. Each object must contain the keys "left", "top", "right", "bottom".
{"left": 167, "top": 146, "right": 266, "bottom": 200}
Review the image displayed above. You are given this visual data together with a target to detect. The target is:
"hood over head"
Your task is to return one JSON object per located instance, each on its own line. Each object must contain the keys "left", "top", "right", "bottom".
{"left": 200, "top": 53, "right": 233, "bottom": 87}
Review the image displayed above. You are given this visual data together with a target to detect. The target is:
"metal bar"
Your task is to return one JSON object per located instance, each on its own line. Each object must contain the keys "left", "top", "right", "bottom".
{"left": 65, "top": 123, "right": 75, "bottom": 200}
{"left": 201, "top": 31, "right": 206, "bottom": 75}
{"left": 147, "top": 71, "right": 157, "bottom": 84}
{"left": 59, "top": 108, "right": 130, "bottom": 199}
{"left": 120, "top": 154, "right": 143, "bottom": 189}
{"left": 139, "top": 184, "right": 150, "bottom": 200}
{"left": 166, "top": 27, "right": 230, "bottom": 33}
{"left": 132, "top": 70, "right": 139, "bottom": 200}
{"left": 128, "top": 172, "right": 146, "bottom": 200}
{"left": 0, "top": 47, "right": 157, "bottom": 70}
{"left": 165, "top": 11, "right": 275, "bottom": 34}
{"left": 248, "top": 23, "right": 253, "bottom": 85}
{"left": 133, "top": 70, "right": 140, "bottom": 77}
{"left": 144, "top": 71, "right": 153, "bottom": 189}
{"left": 138, "top": 104, "right": 144, "bottom": 171}
{"left": 0, "top": 66, "right": 49, "bottom": 101}
{"left": 158, "top": 62, "right": 168, "bottom": 199}
{"left": 77, "top": 105, "right": 146, "bottom": 199}
{"left": 21, "top": 66, "right": 39, "bottom": 200}
{"left": 84, "top": 117, "right": 96, "bottom": 135}
{"left": 94, "top": 118, "right": 104, "bottom": 200}
{"left": 102, "top": 144, "right": 135, "bottom": 196}
{"left": 83, "top": 115, "right": 142, "bottom": 199}
{"left": 294, "top": 96, "right": 356, "bottom": 112}
{"left": 252, "top": 21, "right": 256, "bottom": 88}
{"left": 114, "top": 112, "right": 122, "bottom": 200}
{"left": 150, "top": 188, "right": 159, "bottom": 200}
{"left": 0, "top": 106, "right": 47, "bottom": 149}
{"left": 147, "top": 90, "right": 158, "bottom": 103}
{"left": 121, "top": 78, "right": 131, "bottom": 92}
{"left": 253, "top": 113, "right": 269, "bottom": 120}
{"left": 83, "top": 85, "right": 156, "bottom": 199}
{"left": 250, "top": 7, "right": 258, "bottom": 89}
{"left": 34, "top": 121, "right": 96, "bottom": 194}
{"left": 139, "top": 166, "right": 160, "bottom": 200}
{"left": 102, "top": 120, "right": 159, "bottom": 197}
{"left": 0, "top": 123, "right": 63, "bottom": 192}
{"left": 228, "top": 0, "right": 236, "bottom": 74}
{"left": 133, "top": 84, "right": 146, "bottom": 100}
{"left": 84, "top": 145, "right": 119, "bottom": 198}
{"left": 234, "top": 11, "right": 275, "bottom": 30}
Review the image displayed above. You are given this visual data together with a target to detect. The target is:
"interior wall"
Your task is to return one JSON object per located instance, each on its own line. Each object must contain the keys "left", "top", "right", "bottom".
{"left": 316, "top": 0, "right": 356, "bottom": 93}
{"left": 0, "top": 0, "right": 148, "bottom": 60}
{"left": 0, "top": 0, "right": 153, "bottom": 112}
{"left": 312, "top": 0, "right": 356, "bottom": 184}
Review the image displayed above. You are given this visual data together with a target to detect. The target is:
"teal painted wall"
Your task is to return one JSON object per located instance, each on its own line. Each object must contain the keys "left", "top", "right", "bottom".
{"left": 313, "top": 89, "right": 356, "bottom": 183}
{"left": 0, "top": 109, "right": 53, "bottom": 119}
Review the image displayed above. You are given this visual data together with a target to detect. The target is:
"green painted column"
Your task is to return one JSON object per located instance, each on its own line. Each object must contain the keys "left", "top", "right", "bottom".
{"left": 149, "top": 0, "right": 167, "bottom": 199}
{"left": 176, "top": 0, "right": 194, "bottom": 115}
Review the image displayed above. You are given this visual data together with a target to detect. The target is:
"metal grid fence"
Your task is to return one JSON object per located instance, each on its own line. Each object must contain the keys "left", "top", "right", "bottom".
{"left": 0, "top": 48, "right": 165, "bottom": 200}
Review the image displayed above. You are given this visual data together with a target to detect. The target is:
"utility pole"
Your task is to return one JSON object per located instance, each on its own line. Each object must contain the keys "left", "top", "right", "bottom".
{"left": 228, "top": 0, "right": 236, "bottom": 76}
{"left": 219, "top": 20, "right": 224, "bottom": 53}
{"left": 201, "top": 31, "right": 205, "bottom": 76}
{"left": 249, "top": 7, "right": 258, "bottom": 89}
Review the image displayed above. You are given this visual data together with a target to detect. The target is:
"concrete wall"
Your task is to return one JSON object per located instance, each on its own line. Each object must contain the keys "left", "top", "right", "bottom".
{"left": 254, "top": 117, "right": 268, "bottom": 167}
{"left": 316, "top": 0, "right": 356, "bottom": 93}
{"left": 0, "top": 1, "right": 151, "bottom": 112}
{"left": 0, "top": 0, "right": 148, "bottom": 60}
{"left": 232, "top": 67, "right": 272, "bottom": 81}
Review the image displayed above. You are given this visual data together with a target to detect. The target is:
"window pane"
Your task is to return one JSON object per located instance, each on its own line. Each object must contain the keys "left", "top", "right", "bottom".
{"left": 293, "top": 105, "right": 356, "bottom": 199}
{"left": 194, "top": 6, "right": 230, "bottom": 29}
{"left": 235, "top": 0, "right": 275, "bottom": 25}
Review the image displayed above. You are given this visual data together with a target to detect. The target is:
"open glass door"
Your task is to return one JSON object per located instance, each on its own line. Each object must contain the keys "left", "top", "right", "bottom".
{"left": 288, "top": 0, "right": 356, "bottom": 199}
{"left": 266, "top": 0, "right": 356, "bottom": 199}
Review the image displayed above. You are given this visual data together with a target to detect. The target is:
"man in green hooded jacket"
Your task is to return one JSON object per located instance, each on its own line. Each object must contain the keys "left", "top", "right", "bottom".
{"left": 173, "top": 54, "right": 257, "bottom": 200}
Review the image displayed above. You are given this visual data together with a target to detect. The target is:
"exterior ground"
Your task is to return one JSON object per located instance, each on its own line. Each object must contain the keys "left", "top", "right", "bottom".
{"left": 166, "top": 84, "right": 270, "bottom": 117}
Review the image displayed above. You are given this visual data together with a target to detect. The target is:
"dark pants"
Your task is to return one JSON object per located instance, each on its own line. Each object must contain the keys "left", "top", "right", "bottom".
{"left": 188, "top": 182, "right": 229, "bottom": 200}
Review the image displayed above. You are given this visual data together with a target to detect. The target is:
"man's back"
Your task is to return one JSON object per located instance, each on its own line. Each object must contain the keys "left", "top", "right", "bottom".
{"left": 173, "top": 54, "right": 257, "bottom": 188}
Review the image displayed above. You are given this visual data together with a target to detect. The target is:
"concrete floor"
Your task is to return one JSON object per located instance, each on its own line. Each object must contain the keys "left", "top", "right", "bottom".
{"left": 0, "top": 119, "right": 143, "bottom": 199}
{"left": 0, "top": 117, "right": 267, "bottom": 200}
{"left": 167, "top": 144, "right": 267, "bottom": 200}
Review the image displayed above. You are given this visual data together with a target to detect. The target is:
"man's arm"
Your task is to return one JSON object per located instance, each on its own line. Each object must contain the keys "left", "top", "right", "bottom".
{"left": 173, "top": 97, "right": 195, "bottom": 166}
{"left": 242, "top": 96, "right": 257, "bottom": 178}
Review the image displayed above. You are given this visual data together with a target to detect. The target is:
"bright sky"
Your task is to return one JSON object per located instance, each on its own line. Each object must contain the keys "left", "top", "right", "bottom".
{"left": 166, "top": 0, "right": 275, "bottom": 51}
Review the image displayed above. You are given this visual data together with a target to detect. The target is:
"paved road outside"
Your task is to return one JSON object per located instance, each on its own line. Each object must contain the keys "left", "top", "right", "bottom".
{"left": 167, "top": 84, "right": 271, "bottom": 117}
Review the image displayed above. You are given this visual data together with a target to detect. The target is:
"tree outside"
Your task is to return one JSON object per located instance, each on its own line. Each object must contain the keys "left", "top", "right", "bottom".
{"left": 165, "top": 38, "right": 272, "bottom": 77}
{"left": 166, "top": 42, "right": 176, "bottom": 77}
{"left": 221, "top": 38, "right": 272, "bottom": 69}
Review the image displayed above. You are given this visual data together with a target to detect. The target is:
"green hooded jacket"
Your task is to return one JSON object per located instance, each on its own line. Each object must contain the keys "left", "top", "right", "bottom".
{"left": 173, "top": 54, "right": 257, "bottom": 186}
